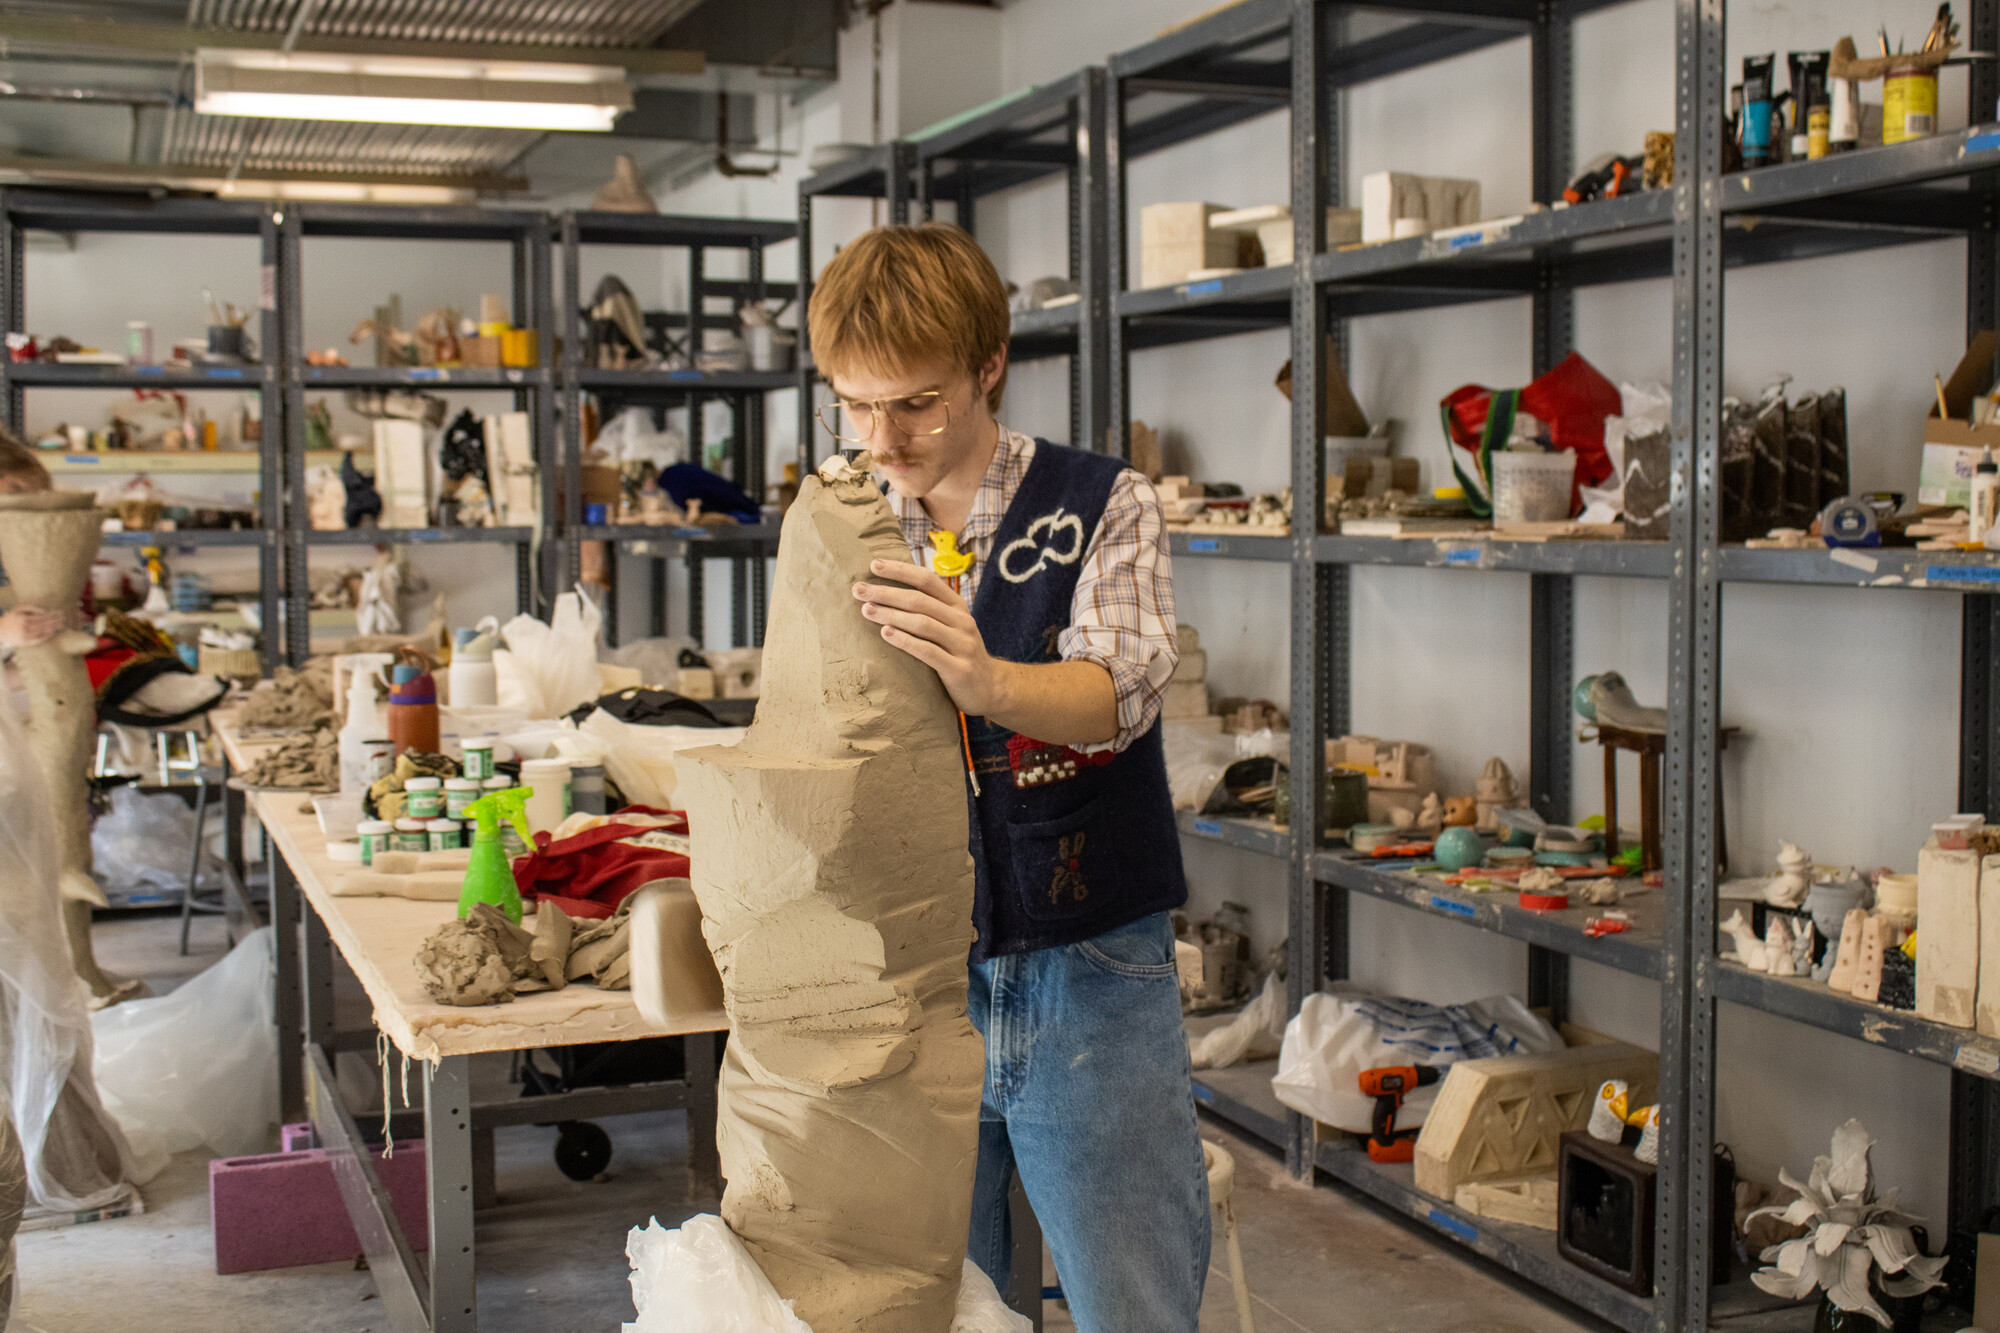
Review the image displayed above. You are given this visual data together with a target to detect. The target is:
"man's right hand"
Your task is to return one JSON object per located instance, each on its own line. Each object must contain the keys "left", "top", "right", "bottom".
{"left": 0, "top": 606, "right": 64, "bottom": 649}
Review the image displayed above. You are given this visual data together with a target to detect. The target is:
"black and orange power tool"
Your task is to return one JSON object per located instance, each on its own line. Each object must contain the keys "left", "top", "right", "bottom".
{"left": 1359, "top": 1064, "right": 1441, "bottom": 1163}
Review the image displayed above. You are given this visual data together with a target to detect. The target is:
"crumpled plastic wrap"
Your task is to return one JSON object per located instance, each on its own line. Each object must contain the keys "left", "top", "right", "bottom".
{"left": 623, "top": 1214, "right": 1027, "bottom": 1333}
{"left": 90, "top": 786, "right": 223, "bottom": 898}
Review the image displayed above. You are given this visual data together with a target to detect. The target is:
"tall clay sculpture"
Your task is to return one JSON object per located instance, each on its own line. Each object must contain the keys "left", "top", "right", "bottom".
{"left": 0, "top": 492, "right": 136, "bottom": 1005}
{"left": 675, "top": 462, "right": 982, "bottom": 1332}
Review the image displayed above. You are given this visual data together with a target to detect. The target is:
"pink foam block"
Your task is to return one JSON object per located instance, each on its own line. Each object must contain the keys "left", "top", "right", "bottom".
{"left": 279, "top": 1122, "right": 317, "bottom": 1154}
{"left": 210, "top": 1141, "right": 429, "bottom": 1274}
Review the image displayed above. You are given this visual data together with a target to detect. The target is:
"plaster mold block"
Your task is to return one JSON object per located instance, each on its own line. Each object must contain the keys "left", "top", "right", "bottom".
{"left": 1917, "top": 837, "right": 1980, "bottom": 1028}
{"left": 1978, "top": 854, "right": 2000, "bottom": 1038}
{"left": 674, "top": 469, "right": 981, "bottom": 1333}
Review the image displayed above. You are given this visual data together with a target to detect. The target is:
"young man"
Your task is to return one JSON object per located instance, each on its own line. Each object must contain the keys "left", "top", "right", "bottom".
{"left": 810, "top": 222, "right": 1210, "bottom": 1333}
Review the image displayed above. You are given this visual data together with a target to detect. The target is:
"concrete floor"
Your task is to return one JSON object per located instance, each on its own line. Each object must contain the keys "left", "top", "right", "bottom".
{"left": 18, "top": 909, "right": 1606, "bottom": 1333}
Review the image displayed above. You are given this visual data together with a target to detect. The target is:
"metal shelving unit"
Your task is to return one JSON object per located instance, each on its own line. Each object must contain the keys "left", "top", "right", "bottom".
{"left": 0, "top": 189, "right": 286, "bottom": 670}
{"left": 1119, "top": 2, "right": 2000, "bottom": 1328}
{"left": 558, "top": 210, "right": 796, "bottom": 650}
{"left": 277, "top": 202, "right": 555, "bottom": 663}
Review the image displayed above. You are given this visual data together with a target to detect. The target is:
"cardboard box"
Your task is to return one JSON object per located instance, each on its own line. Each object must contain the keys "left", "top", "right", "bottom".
{"left": 460, "top": 335, "right": 503, "bottom": 368}
{"left": 1361, "top": 172, "right": 1482, "bottom": 243}
{"left": 1922, "top": 330, "right": 2000, "bottom": 505}
{"left": 1140, "top": 202, "right": 1245, "bottom": 289}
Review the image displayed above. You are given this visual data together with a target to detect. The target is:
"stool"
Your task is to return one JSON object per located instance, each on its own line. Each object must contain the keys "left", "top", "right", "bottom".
{"left": 1595, "top": 724, "right": 1737, "bottom": 876}
{"left": 1203, "top": 1140, "right": 1255, "bottom": 1333}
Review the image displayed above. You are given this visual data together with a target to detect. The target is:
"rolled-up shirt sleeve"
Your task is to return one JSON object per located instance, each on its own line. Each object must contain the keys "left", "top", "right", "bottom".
{"left": 1058, "top": 469, "right": 1179, "bottom": 753}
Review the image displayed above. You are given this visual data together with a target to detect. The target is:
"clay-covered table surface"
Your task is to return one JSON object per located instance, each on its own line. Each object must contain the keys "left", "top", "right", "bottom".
{"left": 216, "top": 718, "right": 728, "bottom": 1063}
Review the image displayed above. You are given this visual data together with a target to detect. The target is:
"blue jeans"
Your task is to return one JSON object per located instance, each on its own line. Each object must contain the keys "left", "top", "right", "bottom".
{"left": 966, "top": 912, "right": 1211, "bottom": 1333}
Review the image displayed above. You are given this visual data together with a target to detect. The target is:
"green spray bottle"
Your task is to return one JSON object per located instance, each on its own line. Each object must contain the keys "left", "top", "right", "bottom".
{"left": 457, "top": 786, "right": 533, "bottom": 924}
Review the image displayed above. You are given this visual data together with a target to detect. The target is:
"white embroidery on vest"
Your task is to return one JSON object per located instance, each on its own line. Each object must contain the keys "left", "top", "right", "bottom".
{"left": 997, "top": 508, "right": 1085, "bottom": 583}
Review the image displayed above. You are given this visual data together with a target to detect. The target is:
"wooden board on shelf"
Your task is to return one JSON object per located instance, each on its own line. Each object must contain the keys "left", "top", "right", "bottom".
{"left": 1166, "top": 522, "right": 1290, "bottom": 538}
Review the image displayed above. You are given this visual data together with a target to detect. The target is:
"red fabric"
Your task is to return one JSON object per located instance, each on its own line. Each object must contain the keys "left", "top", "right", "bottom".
{"left": 85, "top": 643, "right": 139, "bottom": 693}
{"left": 1440, "top": 352, "right": 1622, "bottom": 513}
{"left": 509, "top": 811, "right": 690, "bottom": 919}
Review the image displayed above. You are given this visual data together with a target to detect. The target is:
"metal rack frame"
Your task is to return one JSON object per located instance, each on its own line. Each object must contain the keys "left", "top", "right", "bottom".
{"left": 1109, "top": 1, "right": 2000, "bottom": 1329}
{"left": 557, "top": 210, "right": 796, "bottom": 650}
{"left": 0, "top": 189, "right": 287, "bottom": 670}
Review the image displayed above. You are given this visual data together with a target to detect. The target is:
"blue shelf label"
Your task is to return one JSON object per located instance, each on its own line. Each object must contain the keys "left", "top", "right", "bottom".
{"left": 1929, "top": 564, "right": 2000, "bottom": 584}
{"left": 1968, "top": 131, "right": 2000, "bottom": 155}
{"left": 1192, "top": 1083, "right": 1213, "bottom": 1104}
{"left": 204, "top": 367, "right": 245, "bottom": 379}
{"left": 1189, "top": 538, "right": 1220, "bottom": 552}
{"left": 667, "top": 369, "right": 700, "bottom": 381}
{"left": 409, "top": 531, "right": 443, "bottom": 542}
{"left": 1193, "top": 819, "right": 1222, "bottom": 837}
{"left": 408, "top": 368, "right": 442, "bottom": 381}
{"left": 1429, "top": 895, "right": 1477, "bottom": 919}
{"left": 1447, "top": 231, "right": 1487, "bottom": 251}
{"left": 1429, "top": 1209, "right": 1477, "bottom": 1243}
{"left": 62, "top": 455, "right": 97, "bottom": 465}
{"left": 1445, "top": 548, "right": 1480, "bottom": 565}
{"left": 1183, "top": 280, "right": 1223, "bottom": 296}
{"left": 135, "top": 365, "right": 164, "bottom": 375}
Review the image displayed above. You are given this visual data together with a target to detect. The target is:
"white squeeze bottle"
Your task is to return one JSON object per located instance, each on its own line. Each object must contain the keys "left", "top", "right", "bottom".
{"left": 338, "top": 653, "right": 394, "bottom": 793}
{"left": 448, "top": 617, "right": 499, "bottom": 709}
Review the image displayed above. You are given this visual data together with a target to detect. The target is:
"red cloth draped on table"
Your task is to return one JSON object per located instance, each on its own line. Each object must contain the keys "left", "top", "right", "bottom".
{"left": 511, "top": 808, "right": 690, "bottom": 919}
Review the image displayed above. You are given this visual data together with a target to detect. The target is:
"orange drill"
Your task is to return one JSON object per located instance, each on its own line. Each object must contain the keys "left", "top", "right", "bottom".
{"left": 1359, "top": 1064, "right": 1442, "bottom": 1163}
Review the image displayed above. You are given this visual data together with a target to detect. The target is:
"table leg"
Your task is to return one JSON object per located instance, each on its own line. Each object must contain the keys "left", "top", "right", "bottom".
{"left": 1601, "top": 743, "right": 1620, "bottom": 860}
{"left": 272, "top": 854, "right": 305, "bottom": 1125}
{"left": 685, "top": 1032, "right": 720, "bottom": 1200}
{"left": 471, "top": 1126, "right": 497, "bottom": 1210}
{"left": 427, "top": 1054, "right": 477, "bottom": 1333}
{"left": 303, "top": 898, "right": 337, "bottom": 1052}
{"left": 1005, "top": 1174, "right": 1045, "bottom": 1331}
{"left": 223, "top": 766, "right": 248, "bottom": 895}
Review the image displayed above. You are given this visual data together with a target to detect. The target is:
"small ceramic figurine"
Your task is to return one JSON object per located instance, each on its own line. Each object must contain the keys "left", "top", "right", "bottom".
{"left": 1722, "top": 909, "right": 1770, "bottom": 970}
{"left": 1632, "top": 1104, "right": 1661, "bottom": 1165}
{"left": 1442, "top": 795, "right": 1478, "bottom": 828}
{"left": 1764, "top": 841, "right": 1812, "bottom": 909}
{"left": 1473, "top": 757, "right": 1526, "bottom": 832}
{"left": 1850, "top": 915, "right": 1890, "bottom": 1002}
{"left": 1764, "top": 916, "right": 1797, "bottom": 977}
{"left": 1587, "top": 1080, "right": 1630, "bottom": 1142}
{"left": 1414, "top": 791, "right": 1442, "bottom": 833}
{"left": 1826, "top": 908, "right": 1867, "bottom": 992}
{"left": 1789, "top": 918, "right": 1816, "bottom": 976}
{"left": 1807, "top": 882, "right": 1866, "bottom": 982}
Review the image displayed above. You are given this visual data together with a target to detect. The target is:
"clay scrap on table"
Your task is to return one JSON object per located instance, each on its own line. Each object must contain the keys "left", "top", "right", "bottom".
{"left": 239, "top": 662, "right": 336, "bottom": 731}
{"left": 674, "top": 462, "right": 981, "bottom": 1333}
{"left": 234, "top": 728, "right": 339, "bottom": 791}
{"left": 412, "top": 897, "right": 637, "bottom": 1006}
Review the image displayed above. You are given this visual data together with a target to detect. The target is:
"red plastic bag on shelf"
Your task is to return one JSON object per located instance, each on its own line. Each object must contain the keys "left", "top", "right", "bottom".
{"left": 1439, "top": 352, "right": 1621, "bottom": 517}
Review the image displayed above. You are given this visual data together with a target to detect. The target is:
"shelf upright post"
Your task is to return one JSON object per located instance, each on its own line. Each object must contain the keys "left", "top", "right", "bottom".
{"left": 1662, "top": 0, "right": 1727, "bottom": 1326}
{"left": 520, "top": 217, "right": 553, "bottom": 616}
{"left": 1077, "top": 68, "right": 1113, "bottom": 455}
{"left": 890, "top": 142, "right": 916, "bottom": 225}
{"left": 1527, "top": 0, "right": 1577, "bottom": 1027}
{"left": 1285, "top": 0, "right": 1337, "bottom": 1182}
{"left": 797, "top": 178, "right": 817, "bottom": 484}
{"left": 277, "top": 208, "right": 312, "bottom": 667}
{"left": 1105, "top": 72, "right": 1131, "bottom": 461}
{"left": 258, "top": 207, "right": 287, "bottom": 673}
{"left": 2, "top": 193, "right": 20, "bottom": 435}
{"left": 1954, "top": 0, "right": 2000, "bottom": 1247}
{"left": 559, "top": 211, "right": 584, "bottom": 599}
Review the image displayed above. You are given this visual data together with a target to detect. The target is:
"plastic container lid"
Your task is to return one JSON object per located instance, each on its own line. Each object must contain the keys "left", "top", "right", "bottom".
{"left": 394, "top": 818, "right": 427, "bottom": 832}
{"left": 521, "top": 758, "right": 571, "bottom": 774}
{"left": 393, "top": 664, "right": 420, "bottom": 684}
{"left": 445, "top": 778, "right": 480, "bottom": 791}
{"left": 357, "top": 819, "right": 395, "bottom": 834}
{"left": 425, "top": 819, "right": 459, "bottom": 831}
{"left": 462, "top": 736, "right": 496, "bottom": 749}
{"left": 481, "top": 776, "right": 512, "bottom": 790}
{"left": 405, "top": 777, "right": 442, "bottom": 791}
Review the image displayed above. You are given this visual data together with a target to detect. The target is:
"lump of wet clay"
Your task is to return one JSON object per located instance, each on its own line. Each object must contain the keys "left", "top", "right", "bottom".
{"left": 675, "top": 466, "right": 981, "bottom": 1333}
{"left": 414, "top": 904, "right": 538, "bottom": 1005}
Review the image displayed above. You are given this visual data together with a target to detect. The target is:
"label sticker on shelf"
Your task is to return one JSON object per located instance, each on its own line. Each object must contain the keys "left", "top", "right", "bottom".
{"left": 1193, "top": 819, "right": 1222, "bottom": 837}
{"left": 1192, "top": 1082, "right": 1214, "bottom": 1104}
{"left": 1428, "top": 1209, "right": 1477, "bottom": 1243}
{"left": 1183, "top": 280, "right": 1224, "bottom": 297}
{"left": 1954, "top": 1044, "right": 2000, "bottom": 1076}
{"left": 62, "top": 455, "right": 97, "bottom": 465}
{"left": 1444, "top": 548, "right": 1480, "bottom": 565}
{"left": 1928, "top": 565, "right": 2000, "bottom": 585}
{"left": 1429, "top": 895, "right": 1477, "bottom": 919}
{"left": 134, "top": 365, "right": 164, "bottom": 376}
{"left": 204, "top": 368, "right": 245, "bottom": 379}
{"left": 1189, "top": 538, "right": 1220, "bottom": 552}
{"left": 1967, "top": 131, "right": 2000, "bottom": 156}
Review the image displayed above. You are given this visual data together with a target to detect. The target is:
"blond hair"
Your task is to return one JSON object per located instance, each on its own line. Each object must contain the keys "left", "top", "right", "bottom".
{"left": 0, "top": 427, "right": 49, "bottom": 490}
{"left": 808, "top": 223, "right": 1010, "bottom": 412}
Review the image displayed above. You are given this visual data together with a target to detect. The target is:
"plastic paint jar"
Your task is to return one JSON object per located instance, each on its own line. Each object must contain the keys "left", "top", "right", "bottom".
{"left": 357, "top": 819, "right": 394, "bottom": 866}
{"left": 519, "top": 758, "right": 573, "bottom": 836}
{"left": 404, "top": 777, "right": 444, "bottom": 819}
{"left": 426, "top": 819, "right": 463, "bottom": 852}
{"left": 393, "top": 818, "right": 429, "bottom": 853}
{"left": 1884, "top": 65, "right": 1937, "bottom": 144}
{"left": 444, "top": 778, "right": 481, "bottom": 819}
{"left": 569, "top": 762, "right": 606, "bottom": 817}
{"left": 461, "top": 737, "right": 496, "bottom": 780}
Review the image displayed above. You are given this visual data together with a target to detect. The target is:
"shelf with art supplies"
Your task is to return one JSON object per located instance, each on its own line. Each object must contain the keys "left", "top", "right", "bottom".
{"left": 304, "top": 291, "right": 543, "bottom": 383}
{"left": 5, "top": 284, "right": 267, "bottom": 383}
{"left": 23, "top": 383, "right": 270, "bottom": 480}
{"left": 580, "top": 272, "right": 796, "bottom": 384}
{"left": 78, "top": 541, "right": 271, "bottom": 681}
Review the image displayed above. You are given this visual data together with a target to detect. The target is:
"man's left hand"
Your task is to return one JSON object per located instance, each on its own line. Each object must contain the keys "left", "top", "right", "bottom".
{"left": 853, "top": 560, "right": 1010, "bottom": 716}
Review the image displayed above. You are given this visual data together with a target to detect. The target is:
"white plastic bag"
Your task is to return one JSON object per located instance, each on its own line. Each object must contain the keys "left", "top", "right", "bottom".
{"left": 495, "top": 587, "right": 605, "bottom": 719}
{"left": 578, "top": 712, "right": 745, "bottom": 810}
{"left": 1190, "top": 973, "right": 1286, "bottom": 1070}
{"left": 1161, "top": 720, "right": 1237, "bottom": 811}
{"left": 1584, "top": 380, "right": 1674, "bottom": 524}
{"left": 1270, "top": 989, "right": 1562, "bottom": 1132}
{"left": 89, "top": 786, "right": 221, "bottom": 898}
{"left": 91, "top": 926, "right": 278, "bottom": 1177}
{"left": 624, "top": 1214, "right": 1029, "bottom": 1333}
{"left": 598, "top": 408, "right": 688, "bottom": 471}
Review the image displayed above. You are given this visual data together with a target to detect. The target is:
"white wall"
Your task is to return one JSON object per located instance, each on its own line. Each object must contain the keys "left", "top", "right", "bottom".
{"left": 652, "top": 0, "right": 1967, "bottom": 1222}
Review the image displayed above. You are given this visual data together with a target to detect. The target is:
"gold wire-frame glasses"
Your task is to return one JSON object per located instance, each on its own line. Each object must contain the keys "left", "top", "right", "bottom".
{"left": 816, "top": 389, "right": 952, "bottom": 444}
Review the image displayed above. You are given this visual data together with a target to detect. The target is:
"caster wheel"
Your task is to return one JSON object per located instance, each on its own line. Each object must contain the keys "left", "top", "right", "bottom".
{"left": 554, "top": 1120, "right": 612, "bottom": 1181}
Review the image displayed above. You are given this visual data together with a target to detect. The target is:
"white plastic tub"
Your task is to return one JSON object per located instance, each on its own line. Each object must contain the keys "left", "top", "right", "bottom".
{"left": 1490, "top": 449, "right": 1577, "bottom": 523}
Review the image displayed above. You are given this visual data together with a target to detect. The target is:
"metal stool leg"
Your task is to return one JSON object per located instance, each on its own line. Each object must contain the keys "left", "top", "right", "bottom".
{"left": 180, "top": 777, "right": 211, "bottom": 956}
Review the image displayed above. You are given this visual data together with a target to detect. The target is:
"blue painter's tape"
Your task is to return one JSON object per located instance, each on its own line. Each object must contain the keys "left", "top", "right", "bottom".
{"left": 667, "top": 369, "right": 700, "bottom": 381}
{"left": 62, "top": 455, "right": 97, "bottom": 465}
{"left": 205, "top": 367, "right": 245, "bottom": 379}
{"left": 1192, "top": 1082, "right": 1214, "bottom": 1104}
{"left": 409, "top": 530, "right": 443, "bottom": 542}
{"left": 1183, "top": 280, "right": 1224, "bottom": 297}
{"left": 1193, "top": 819, "right": 1222, "bottom": 837}
{"left": 1929, "top": 564, "right": 2000, "bottom": 584}
{"left": 1967, "top": 131, "right": 2000, "bottom": 155}
{"left": 135, "top": 365, "right": 165, "bottom": 375}
{"left": 1429, "top": 895, "right": 1477, "bottom": 919}
{"left": 406, "top": 368, "right": 441, "bottom": 381}
{"left": 1445, "top": 548, "right": 1480, "bottom": 565}
{"left": 1189, "top": 538, "right": 1220, "bottom": 552}
{"left": 1429, "top": 1210, "right": 1477, "bottom": 1244}
{"left": 1448, "top": 231, "right": 1487, "bottom": 250}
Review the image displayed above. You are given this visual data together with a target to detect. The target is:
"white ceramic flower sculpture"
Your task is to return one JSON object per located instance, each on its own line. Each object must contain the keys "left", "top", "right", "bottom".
{"left": 1746, "top": 1119, "right": 1945, "bottom": 1327}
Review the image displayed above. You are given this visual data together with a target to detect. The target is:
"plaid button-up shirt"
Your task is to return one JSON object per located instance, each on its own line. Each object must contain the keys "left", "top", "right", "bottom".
{"left": 889, "top": 428, "right": 1178, "bottom": 754}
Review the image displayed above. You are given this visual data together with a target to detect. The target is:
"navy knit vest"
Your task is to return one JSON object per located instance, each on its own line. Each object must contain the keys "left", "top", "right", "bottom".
{"left": 963, "top": 441, "right": 1186, "bottom": 961}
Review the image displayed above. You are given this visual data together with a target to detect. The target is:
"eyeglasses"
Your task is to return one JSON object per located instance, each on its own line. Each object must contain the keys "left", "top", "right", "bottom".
{"left": 816, "top": 389, "right": 951, "bottom": 444}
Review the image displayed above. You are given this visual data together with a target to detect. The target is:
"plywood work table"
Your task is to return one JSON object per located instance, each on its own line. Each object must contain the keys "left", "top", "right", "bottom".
{"left": 215, "top": 719, "right": 724, "bottom": 1333}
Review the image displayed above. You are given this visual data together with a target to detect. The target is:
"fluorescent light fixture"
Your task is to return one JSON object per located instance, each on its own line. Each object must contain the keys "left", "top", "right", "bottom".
{"left": 195, "top": 49, "right": 632, "bottom": 131}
